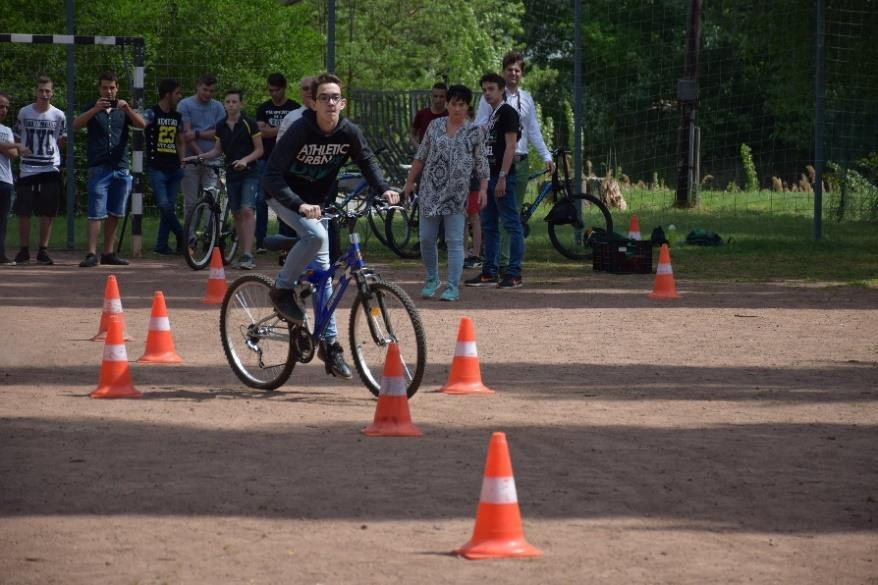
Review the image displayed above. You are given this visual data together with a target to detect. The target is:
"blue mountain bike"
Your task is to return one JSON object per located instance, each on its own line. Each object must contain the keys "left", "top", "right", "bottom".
{"left": 219, "top": 204, "right": 427, "bottom": 397}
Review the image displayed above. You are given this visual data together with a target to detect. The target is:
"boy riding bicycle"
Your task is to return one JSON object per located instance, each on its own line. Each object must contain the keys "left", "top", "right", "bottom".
{"left": 261, "top": 73, "right": 399, "bottom": 378}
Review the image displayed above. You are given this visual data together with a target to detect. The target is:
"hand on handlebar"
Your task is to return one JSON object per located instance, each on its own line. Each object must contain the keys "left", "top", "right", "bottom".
{"left": 298, "top": 203, "right": 322, "bottom": 219}
{"left": 382, "top": 190, "right": 400, "bottom": 205}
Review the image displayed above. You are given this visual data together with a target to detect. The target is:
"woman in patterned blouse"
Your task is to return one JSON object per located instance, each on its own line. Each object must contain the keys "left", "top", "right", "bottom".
{"left": 403, "top": 85, "right": 489, "bottom": 302}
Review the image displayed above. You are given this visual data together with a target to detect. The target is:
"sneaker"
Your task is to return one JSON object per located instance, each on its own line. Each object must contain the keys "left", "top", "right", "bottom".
{"left": 463, "top": 255, "right": 483, "bottom": 270}
{"left": 464, "top": 273, "right": 499, "bottom": 287}
{"left": 100, "top": 253, "right": 130, "bottom": 266}
{"left": 36, "top": 248, "right": 53, "bottom": 265}
{"left": 236, "top": 254, "right": 255, "bottom": 270}
{"left": 0, "top": 255, "right": 15, "bottom": 266}
{"left": 154, "top": 246, "right": 176, "bottom": 256}
{"left": 420, "top": 277, "right": 440, "bottom": 299}
{"left": 79, "top": 253, "right": 99, "bottom": 268}
{"left": 439, "top": 284, "right": 459, "bottom": 302}
{"left": 256, "top": 247, "right": 268, "bottom": 254}
{"left": 269, "top": 286, "right": 305, "bottom": 324}
{"left": 317, "top": 340, "right": 353, "bottom": 379}
{"left": 497, "top": 274, "right": 522, "bottom": 289}
{"left": 14, "top": 248, "right": 29, "bottom": 264}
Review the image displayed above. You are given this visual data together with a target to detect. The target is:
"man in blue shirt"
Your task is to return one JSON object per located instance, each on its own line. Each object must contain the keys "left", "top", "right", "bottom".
{"left": 73, "top": 71, "right": 145, "bottom": 267}
{"left": 178, "top": 74, "right": 225, "bottom": 221}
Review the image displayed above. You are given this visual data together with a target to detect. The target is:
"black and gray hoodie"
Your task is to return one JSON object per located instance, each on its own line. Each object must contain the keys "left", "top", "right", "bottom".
{"left": 262, "top": 108, "right": 390, "bottom": 211}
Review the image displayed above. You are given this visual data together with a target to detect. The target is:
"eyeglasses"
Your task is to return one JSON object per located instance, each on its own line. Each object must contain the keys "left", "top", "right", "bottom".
{"left": 316, "top": 94, "right": 343, "bottom": 104}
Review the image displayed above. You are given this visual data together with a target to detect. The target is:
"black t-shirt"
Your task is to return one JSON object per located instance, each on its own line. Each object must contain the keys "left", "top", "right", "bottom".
{"left": 484, "top": 102, "right": 521, "bottom": 176}
{"left": 214, "top": 114, "right": 260, "bottom": 180}
{"left": 256, "top": 98, "right": 300, "bottom": 160}
{"left": 145, "top": 105, "right": 182, "bottom": 172}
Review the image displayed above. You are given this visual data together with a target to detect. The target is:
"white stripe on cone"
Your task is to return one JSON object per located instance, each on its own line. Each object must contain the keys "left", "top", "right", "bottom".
{"left": 479, "top": 476, "right": 519, "bottom": 504}
{"left": 103, "top": 298, "right": 123, "bottom": 313}
{"left": 102, "top": 344, "right": 128, "bottom": 362}
{"left": 455, "top": 341, "right": 478, "bottom": 357}
{"left": 149, "top": 316, "right": 171, "bottom": 331}
{"left": 629, "top": 230, "right": 641, "bottom": 240}
{"left": 657, "top": 263, "right": 673, "bottom": 275}
{"left": 209, "top": 267, "right": 225, "bottom": 279}
{"left": 379, "top": 375, "right": 407, "bottom": 397}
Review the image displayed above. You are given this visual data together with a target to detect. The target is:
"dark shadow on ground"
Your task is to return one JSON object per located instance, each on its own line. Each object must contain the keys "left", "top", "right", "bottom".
{"left": 2, "top": 361, "right": 876, "bottom": 404}
{"left": 0, "top": 417, "right": 874, "bottom": 534}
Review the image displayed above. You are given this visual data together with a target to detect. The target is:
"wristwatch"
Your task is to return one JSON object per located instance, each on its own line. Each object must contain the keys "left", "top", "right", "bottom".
{"left": 499, "top": 170, "right": 507, "bottom": 178}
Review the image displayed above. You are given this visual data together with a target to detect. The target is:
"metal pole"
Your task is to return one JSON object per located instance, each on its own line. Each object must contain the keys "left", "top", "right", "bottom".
{"left": 675, "top": 0, "right": 702, "bottom": 207}
{"left": 65, "top": 0, "right": 75, "bottom": 249}
{"left": 327, "top": 0, "right": 336, "bottom": 73}
{"left": 573, "top": 0, "right": 582, "bottom": 193}
{"left": 814, "top": 0, "right": 825, "bottom": 240}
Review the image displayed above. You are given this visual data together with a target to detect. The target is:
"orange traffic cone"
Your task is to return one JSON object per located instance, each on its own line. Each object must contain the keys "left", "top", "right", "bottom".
{"left": 455, "top": 432, "right": 543, "bottom": 560}
{"left": 628, "top": 214, "right": 641, "bottom": 240}
{"left": 137, "top": 291, "right": 183, "bottom": 364}
{"left": 362, "top": 343, "right": 422, "bottom": 437}
{"left": 648, "top": 243, "right": 681, "bottom": 300}
{"left": 91, "top": 316, "right": 141, "bottom": 399}
{"left": 439, "top": 317, "right": 494, "bottom": 395}
{"left": 201, "top": 247, "right": 227, "bottom": 304}
{"left": 92, "top": 274, "right": 133, "bottom": 342}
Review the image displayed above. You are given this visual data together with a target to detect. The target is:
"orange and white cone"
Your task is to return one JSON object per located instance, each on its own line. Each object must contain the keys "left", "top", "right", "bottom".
{"left": 455, "top": 432, "right": 542, "bottom": 560}
{"left": 628, "top": 214, "right": 641, "bottom": 240}
{"left": 91, "top": 315, "right": 141, "bottom": 399}
{"left": 137, "top": 291, "right": 183, "bottom": 364}
{"left": 92, "top": 274, "right": 133, "bottom": 342}
{"left": 362, "top": 342, "right": 422, "bottom": 437}
{"left": 201, "top": 247, "right": 227, "bottom": 304}
{"left": 648, "top": 243, "right": 681, "bottom": 300}
{"left": 439, "top": 317, "right": 494, "bottom": 395}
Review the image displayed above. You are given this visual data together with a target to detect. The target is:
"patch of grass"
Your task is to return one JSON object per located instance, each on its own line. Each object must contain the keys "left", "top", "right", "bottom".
{"left": 36, "top": 188, "right": 878, "bottom": 286}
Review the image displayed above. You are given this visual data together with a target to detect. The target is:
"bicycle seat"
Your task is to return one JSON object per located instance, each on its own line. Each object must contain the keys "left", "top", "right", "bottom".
{"left": 263, "top": 235, "right": 299, "bottom": 251}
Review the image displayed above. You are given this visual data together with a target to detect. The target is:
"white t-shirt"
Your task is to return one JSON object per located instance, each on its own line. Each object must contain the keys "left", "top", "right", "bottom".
{"left": 14, "top": 104, "right": 67, "bottom": 178}
{"left": 276, "top": 106, "right": 307, "bottom": 142}
{"left": 0, "top": 123, "right": 13, "bottom": 185}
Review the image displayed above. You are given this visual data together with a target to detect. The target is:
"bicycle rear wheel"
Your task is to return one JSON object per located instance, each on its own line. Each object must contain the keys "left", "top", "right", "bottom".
{"left": 349, "top": 279, "right": 426, "bottom": 398}
{"left": 367, "top": 205, "right": 391, "bottom": 247}
{"left": 547, "top": 194, "right": 612, "bottom": 261}
{"left": 183, "top": 200, "right": 217, "bottom": 270}
{"left": 220, "top": 273, "right": 296, "bottom": 390}
{"left": 384, "top": 206, "right": 421, "bottom": 259}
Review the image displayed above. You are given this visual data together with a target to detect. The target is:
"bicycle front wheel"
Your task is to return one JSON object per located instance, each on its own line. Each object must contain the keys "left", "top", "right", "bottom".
{"left": 349, "top": 279, "right": 426, "bottom": 398}
{"left": 548, "top": 194, "right": 612, "bottom": 261}
{"left": 220, "top": 210, "right": 238, "bottom": 265}
{"left": 220, "top": 273, "right": 296, "bottom": 390}
{"left": 183, "top": 200, "right": 217, "bottom": 270}
{"left": 384, "top": 206, "right": 421, "bottom": 259}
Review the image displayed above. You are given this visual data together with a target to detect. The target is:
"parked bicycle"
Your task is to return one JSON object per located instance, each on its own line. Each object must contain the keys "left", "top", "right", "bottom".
{"left": 182, "top": 158, "right": 238, "bottom": 270}
{"left": 333, "top": 169, "right": 392, "bottom": 248}
{"left": 520, "top": 147, "right": 612, "bottom": 261}
{"left": 219, "top": 203, "right": 427, "bottom": 397}
{"left": 383, "top": 188, "right": 421, "bottom": 259}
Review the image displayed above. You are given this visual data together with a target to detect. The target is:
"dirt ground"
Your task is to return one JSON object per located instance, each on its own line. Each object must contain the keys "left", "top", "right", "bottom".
{"left": 1, "top": 251, "right": 876, "bottom": 585}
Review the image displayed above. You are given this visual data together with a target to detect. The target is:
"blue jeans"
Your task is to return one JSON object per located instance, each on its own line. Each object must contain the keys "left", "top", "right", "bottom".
{"left": 480, "top": 172, "right": 523, "bottom": 278}
{"left": 149, "top": 167, "right": 184, "bottom": 251}
{"left": 87, "top": 166, "right": 132, "bottom": 220}
{"left": 267, "top": 198, "right": 337, "bottom": 342}
{"left": 420, "top": 212, "right": 465, "bottom": 288}
{"left": 227, "top": 176, "right": 258, "bottom": 213}
{"left": 255, "top": 160, "right": 268, "bottom": 246}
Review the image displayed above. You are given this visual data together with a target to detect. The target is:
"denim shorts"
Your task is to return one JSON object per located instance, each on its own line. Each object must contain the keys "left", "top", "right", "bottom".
{"left": 227, "top": 176, "right": 258, "bottom": 213}
{"left": 87, "top": 165, "right": 132, "bottom": 220}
